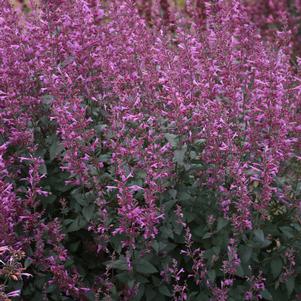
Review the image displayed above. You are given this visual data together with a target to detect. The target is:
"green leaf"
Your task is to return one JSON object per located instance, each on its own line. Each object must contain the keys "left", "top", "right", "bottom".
{"left": 207, "top": 270, "right": 216, "bottom": 282}
{"left": 152, "top": 241, "right": 160, "bottom": 254}
{"left": 163, "top": 199, "right": 177, "bottom": 212}
{"left": 261, "top": 289, "right": 272, "bottom": 300}
{"left": 239, "top": 246, "right": 252, "bottom": 263}
{"left": 83, "top": 204, "right": 95, "bottom": 221}
{"left": 115, "top": 271, "right": 133, "bottom": 283}
{"left": 202, "top": 232, "right": 213, "bottom": 239}
{"left": 49, "top": 139, "right": 64, "bottom": 161}
{"left": 236, "top": 265, "right": 245, "bottom": 277}
{"left": 279, "top": 226, "right": 294, "bottom": 239}
{"left": 161, "top": 226, "right": 174, "bottom": 239}
{"left": 42, "top": 194, "right": 56, "bottom": 205}
{"left": 216, "top": 217, "right": 228, "bottom": 232}
{"left": 254, "top": 229, "right": 265, "bottom": 243}
{"left": 69, "top": 241, "right": 81, "bottom": 252}
{"left": 174, "top": 146, "right": 187, "bottom": 166}
{"left": 146, "top": 287, "right": 156, "bottom": 301}
{"left": 285, "top": 277, "right": 295, "bottom": 296}
{"left": 174, "top": 222, "right": 183, "bottom": 235}
{"left": 158, "top": 285, "right": 172, "bottom": 297}
{"left": 151, "top": 276, "right": 161, "bottom": 287}
{"left": 195, "top": 292, "right": 209, "bottom": 301}
{"left": 134, "top": 259, "right": 158, "bottom": 274}
{"left": 168, "top": 189, "right": 177, "bottom": 199}
{"left": 109, "top": 258, "right": 129, "bottom": 271}
{"left": 271, "top": 257, "right": 282, "bottom": 279}
{"left": 71, "top": 189, "right": 86, "bottom": 206}
{"left": 66, "top": 216, "right": 87, "bottom": 232}
{"left": 110, "top": 235, "right": 124, "bottom": 253}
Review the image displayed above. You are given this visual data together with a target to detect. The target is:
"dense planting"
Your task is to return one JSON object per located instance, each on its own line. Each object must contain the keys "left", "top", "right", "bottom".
{"left": 1, "top": 0, "right": 301, "bottom": 300}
